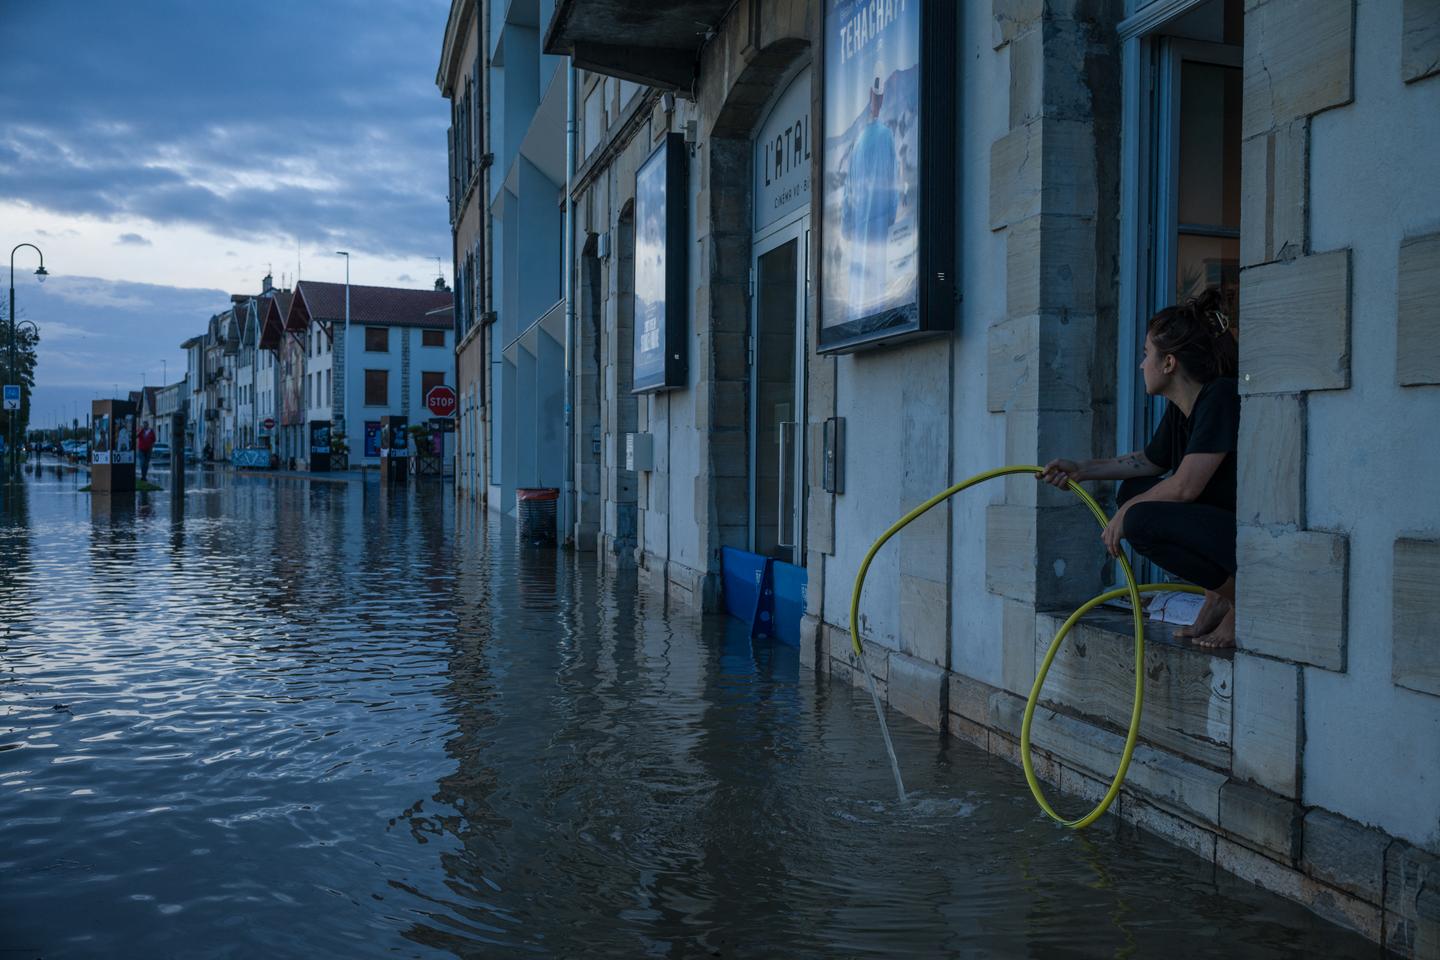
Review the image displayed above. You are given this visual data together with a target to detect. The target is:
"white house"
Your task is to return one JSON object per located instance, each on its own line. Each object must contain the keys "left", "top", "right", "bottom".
{"left": 286, "top": 280, "right": 455, "bottom": 468}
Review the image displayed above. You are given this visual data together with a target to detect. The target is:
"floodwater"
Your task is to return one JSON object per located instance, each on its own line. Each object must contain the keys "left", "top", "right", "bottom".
{"left": 1, "top": 461, "right": 1378, "bottom": 958}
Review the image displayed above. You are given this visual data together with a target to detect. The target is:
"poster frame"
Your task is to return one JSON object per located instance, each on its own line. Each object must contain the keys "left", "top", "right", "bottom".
{"left": 630, "top": 133, "right": 689, "bottom": 394}
{"left": 815, "top": 0, "right": 958, "bottom": 355}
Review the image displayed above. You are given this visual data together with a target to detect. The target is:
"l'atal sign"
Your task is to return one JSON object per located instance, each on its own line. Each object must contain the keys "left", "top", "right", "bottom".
{"left": 754, "top": 67, "right": 812, "bottom": 235}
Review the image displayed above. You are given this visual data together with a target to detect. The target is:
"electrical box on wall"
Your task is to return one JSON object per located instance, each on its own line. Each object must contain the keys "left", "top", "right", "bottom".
{"left": 625, "top": 432, "right": 654, "bottom": 472}
{"left": 823, "top": 417, "right": 844, "bottom": 494}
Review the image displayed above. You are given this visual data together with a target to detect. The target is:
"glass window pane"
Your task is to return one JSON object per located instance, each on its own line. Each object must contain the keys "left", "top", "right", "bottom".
{"left": 1176, "top": 232, "right": 1239, "bottom": 309}
{"left": 1177, "top": 61, "right": 1242, "bottom": 229}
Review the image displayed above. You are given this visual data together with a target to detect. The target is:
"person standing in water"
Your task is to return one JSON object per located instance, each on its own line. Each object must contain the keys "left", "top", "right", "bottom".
{"left": 1039, "top": 290, "right": 1240, "bottom": 649}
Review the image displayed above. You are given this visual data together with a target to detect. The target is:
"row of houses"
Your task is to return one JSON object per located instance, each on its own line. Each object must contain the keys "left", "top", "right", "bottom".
{"left": 154, "top": 273, "right": 456, "bottom": 469}
{"left": 434, "top": 0, "right": 1440, "bottom": 952}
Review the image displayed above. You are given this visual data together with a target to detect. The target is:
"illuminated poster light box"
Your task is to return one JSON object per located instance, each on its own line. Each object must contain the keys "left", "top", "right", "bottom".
{"left": 817, "top": 0, "right": 957, "bottom": 354}
{"left": 632, "top": 133, "right": 689, "bottom": 393}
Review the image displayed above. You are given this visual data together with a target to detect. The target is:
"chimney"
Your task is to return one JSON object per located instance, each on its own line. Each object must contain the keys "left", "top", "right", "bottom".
{"left": 263, "top": 271, "right": 273, "bottom": 293}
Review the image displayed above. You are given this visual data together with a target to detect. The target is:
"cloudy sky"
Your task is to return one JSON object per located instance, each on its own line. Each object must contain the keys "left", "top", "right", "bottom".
{"left": 0, "top": 0, "right": 452, "bottom": 426}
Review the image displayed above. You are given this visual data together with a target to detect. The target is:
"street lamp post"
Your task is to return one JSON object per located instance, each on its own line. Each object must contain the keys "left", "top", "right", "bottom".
{"left": 335, "top": 251, "right": 350, "bottom": 444}
{"left": 8, "top": 242, "right": 48, "bottom": 480}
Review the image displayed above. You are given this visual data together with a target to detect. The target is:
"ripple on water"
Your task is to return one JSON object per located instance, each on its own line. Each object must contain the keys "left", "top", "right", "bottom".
{"left": 0, "top": 469, "right": 1380, "bottom": 959}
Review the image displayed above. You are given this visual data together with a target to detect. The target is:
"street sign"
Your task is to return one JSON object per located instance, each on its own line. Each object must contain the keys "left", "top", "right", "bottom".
{"left": 425, "top": 384, "right": 457, "bottom": 418}
{"left": 262, "top": 416, "right": 276, "bottom": 429}
{"left": 2, "top": 385, "right": 19, "bottom": 411}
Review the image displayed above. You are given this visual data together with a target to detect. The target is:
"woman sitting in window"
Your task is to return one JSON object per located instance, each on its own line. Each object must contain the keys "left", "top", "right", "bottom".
{"left": 1039, "top": 290, "right": 1240, "bottom": 649}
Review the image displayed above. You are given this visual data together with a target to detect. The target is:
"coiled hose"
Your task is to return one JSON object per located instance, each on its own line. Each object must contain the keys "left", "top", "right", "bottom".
{"left": 847, "top": 464, "right": 1204, "bottom": 829}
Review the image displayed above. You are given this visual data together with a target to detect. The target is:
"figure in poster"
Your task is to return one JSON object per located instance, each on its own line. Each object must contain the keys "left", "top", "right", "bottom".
{"left": 93, "top": 416, "right": 109, "bottom": 452}
{"left": 116, "top": 415, "right": 133, "bottom": 453}
{"left": 842, "top": 58, "right": 901, "bottom": 314}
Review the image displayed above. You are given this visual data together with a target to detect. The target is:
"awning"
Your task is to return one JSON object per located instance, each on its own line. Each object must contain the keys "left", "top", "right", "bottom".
{"left": 543, "top": 0, "right": 734, "bottom": 90}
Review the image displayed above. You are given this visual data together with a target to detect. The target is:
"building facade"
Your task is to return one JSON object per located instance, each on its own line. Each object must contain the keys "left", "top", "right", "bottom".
{"left": 439, "top": 0, "right": 569, "bottom": 519}
{"left": 154, "top": 380, "right": 185, "bottom": 447}
{"left": 536, "top": 0, "right": 1440, "bottom": 952}
{"left": 280, "top": 279, "right": 456, "bottom": 470}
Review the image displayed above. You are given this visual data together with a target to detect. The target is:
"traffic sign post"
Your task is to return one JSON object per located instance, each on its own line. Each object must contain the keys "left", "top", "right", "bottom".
{"left": 425, "top": 384, "right": 457, "bottom": 418}
{"left": 2, "top": 384, "right": 19, "bottom": 411}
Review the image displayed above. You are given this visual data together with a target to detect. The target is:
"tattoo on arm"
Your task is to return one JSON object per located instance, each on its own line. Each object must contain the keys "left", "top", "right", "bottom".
{"left": 1119, "top": 453, "right": 1147, "bottom": 473}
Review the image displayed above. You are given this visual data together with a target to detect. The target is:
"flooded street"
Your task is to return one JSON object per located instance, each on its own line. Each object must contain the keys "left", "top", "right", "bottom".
{"left": 1, "top": 465, "right": 1377, "bottom": 958}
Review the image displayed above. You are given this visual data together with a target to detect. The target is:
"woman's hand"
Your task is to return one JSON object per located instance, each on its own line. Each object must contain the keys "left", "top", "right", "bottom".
{"left": 1101, "top": 505, "right": 1128, "bottom": 557}
{"left": 1038, "top": 458, "right": 1082, "bottom": 489}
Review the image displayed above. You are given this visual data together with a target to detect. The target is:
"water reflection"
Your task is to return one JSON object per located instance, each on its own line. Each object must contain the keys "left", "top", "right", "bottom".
{"left": 0, "top": 468, "right": 1376, "bottom": 958}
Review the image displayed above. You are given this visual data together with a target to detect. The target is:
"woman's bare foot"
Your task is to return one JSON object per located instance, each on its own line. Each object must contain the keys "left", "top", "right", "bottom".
{"left": 1191, "top": 605, "right": 1236, "bottom": 649}
{"left": 1175, "top": 589, "right": 1229, "bottom": 638}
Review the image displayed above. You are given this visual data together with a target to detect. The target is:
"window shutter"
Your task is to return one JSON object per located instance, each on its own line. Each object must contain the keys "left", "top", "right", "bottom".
{"left": 446, "top": 124, "right": 456, "bottom": 219}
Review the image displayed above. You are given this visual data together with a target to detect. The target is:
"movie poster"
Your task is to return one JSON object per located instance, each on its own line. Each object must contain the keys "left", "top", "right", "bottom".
{"left": 364, "top": 421, "right": 382, "bottom": 459}
{"left": 113, "top": 413, "right": 135, "bottom": 465}
{"left": 92, "top": 414, "right": 110, "bottom": 465}
{"left": 821, "top": 0, "right": 920, "bottom": 338}
{"left": 633, "top": 139, "right": 670, "bottom": 392}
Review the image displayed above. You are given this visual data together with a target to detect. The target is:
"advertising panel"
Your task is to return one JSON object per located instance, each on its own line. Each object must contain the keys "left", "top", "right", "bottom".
{"left": 632, "top": 134, "right": 689, "bottom": 393}
{"left": 379, "top": 417, "right": 409, "bottom": 458}
{"left": 364, "top": 421, "right": 382, "bottom": 458}
{"left": 91, "top": 414, "right": 110, "bottom": 465}
{"left": 818, "top": 0, "right": 956, "bottom": 353}
{"left": 309, "top": 422, "right": 331, "bottom": 455}
{"left": 112, "top": 413, "right": 135, "bottom": 464}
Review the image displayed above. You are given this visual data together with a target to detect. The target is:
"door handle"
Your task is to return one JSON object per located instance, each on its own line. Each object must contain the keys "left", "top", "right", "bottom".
{"left": 777, "top": 420, "right": 796, "bottom": 550}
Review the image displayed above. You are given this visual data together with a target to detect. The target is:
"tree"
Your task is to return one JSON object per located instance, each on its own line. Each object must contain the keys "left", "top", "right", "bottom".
{"left": 0, "top": 302, "right": 40, "bottom": 445}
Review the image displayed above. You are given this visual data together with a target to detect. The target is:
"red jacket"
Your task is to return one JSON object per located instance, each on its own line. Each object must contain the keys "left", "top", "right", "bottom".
{"left": 136, "top": 427, "right": 157, "bottom": 452}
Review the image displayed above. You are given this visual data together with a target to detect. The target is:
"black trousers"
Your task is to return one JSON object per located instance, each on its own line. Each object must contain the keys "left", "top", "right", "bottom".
{"left": 1117, "top": 478, "right": 1236, "bottom": 590}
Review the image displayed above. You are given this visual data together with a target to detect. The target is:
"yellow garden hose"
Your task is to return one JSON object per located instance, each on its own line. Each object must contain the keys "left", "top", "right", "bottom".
{"left": 847, "top": 464, "right": 1205, "bottom": 829}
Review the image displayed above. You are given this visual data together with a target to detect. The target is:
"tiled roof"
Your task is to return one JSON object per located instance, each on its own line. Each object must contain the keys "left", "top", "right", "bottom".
{"left": 290, "top": 280, "right": 452, "bottom": 329}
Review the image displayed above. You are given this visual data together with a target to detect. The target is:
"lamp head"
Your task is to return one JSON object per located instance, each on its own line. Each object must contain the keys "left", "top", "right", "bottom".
{"left": 34, "top": 265, "right": 48, "bottom": 284}
{"left": 335, "top": 251, "right": 348, "bottom": 257}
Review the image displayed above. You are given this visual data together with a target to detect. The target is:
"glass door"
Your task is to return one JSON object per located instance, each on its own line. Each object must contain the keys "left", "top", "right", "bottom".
{"left": 749, "top": 220, "right": 808, "bottom": 564}
{"left": 1140, "top": 37, "right": 1242, "bottom": 448}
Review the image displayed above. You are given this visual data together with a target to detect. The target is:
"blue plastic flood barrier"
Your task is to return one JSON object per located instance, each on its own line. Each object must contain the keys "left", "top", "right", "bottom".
{"left": 720, "top": 547, "right": 807, "bottom": 648}
{"left": 721, "top": 547, "right": 767, "bottom": 630}
{"left": 769, "top": 560, "right": 807, "bottom": 648}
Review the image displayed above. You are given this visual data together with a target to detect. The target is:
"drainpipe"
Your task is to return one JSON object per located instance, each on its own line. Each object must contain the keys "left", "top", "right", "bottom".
{"left": 480, "top": 0, "right": 493, "bottom": 507}
{"left": 561, "top": 59, "right": 577, "bottom": 545}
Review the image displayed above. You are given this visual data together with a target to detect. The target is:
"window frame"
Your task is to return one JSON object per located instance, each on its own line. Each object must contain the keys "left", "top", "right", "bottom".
{"left": 363, "top": 369, "right": 389, "bottom": 407}
{"left": 422, "top": 329, "right": 446, "bottom": 348}
{"left": 365, "top": 327, "right": 389, "bottom": 353}
{"left": 1118, "top": 17, "right": 1242, "bottom": 583}
{"left": 1118, "top": 32, "right": 1241, "bottom": 457}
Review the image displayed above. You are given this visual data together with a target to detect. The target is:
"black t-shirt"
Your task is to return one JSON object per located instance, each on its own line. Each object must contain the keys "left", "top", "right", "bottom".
{"left": 1143, "top": 377, "right": 1240, "bottom": 511}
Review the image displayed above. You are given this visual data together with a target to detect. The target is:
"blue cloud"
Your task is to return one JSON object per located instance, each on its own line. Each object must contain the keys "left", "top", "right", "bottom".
{"left": 0, "top": 0, "right": 452, "bottom": 260}
{"left": 14, "top": 275, "right": 230, "bottom": 426}
{"left": 116, "top": 233, "right": 152, "bottom": 246}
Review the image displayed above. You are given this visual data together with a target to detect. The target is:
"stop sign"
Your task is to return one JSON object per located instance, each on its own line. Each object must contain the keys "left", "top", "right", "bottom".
{"left": 426, "top": 384, "right": 457, "bottom": 417}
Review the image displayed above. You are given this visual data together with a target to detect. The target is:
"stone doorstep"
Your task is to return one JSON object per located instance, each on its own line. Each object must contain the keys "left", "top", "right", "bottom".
{"left": 1033, "top": 605, "right": 1235, "bottom": 772}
